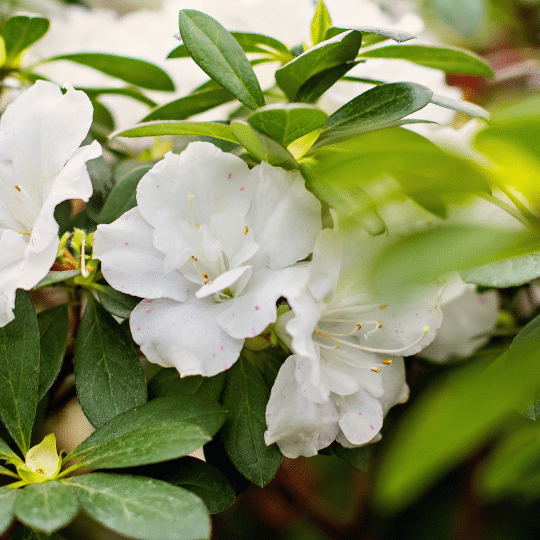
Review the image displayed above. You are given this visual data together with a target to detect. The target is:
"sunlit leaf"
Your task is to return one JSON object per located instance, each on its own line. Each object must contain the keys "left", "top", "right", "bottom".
{"left": 2, "top": 16, "right": 49, "bottom": 64}
{"left": 110, "top": 121, "right": 237, "bottom": 142}
{"left": 311, "top": 0, "right": 333, "bottom": 46}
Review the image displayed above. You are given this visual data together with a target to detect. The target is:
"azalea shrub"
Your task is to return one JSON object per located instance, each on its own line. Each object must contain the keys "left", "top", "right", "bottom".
{"left": 1, "top": 1, "right": 540, "bottom": 539}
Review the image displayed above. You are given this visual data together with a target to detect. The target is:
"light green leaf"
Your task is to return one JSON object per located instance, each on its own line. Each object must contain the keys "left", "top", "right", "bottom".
{"left": 313, "top": 82, "right": 433, "bottom": 147}
{"left": 231, "top": 120, "right": 298, "bottom": 169}
{"left": 0, "top": 489, "right": 17, "bottom": 536}
{"left": 231, "top": 32, "right": 292, "bottom": 58}
{"left": 37, "top": 305, "right": 68, "bottom": 401}
{"left": 66, "top": 395, "right": 224, "bottom": 469}
{"left": 431, "top": 93, "right": 490, "bottom": 121}
{"left": 2, "top": 16, "right": 49, "bottom": 64}
{"left": 142, "top": 87, "right": 234, "bottom": 121}
{"left": 97, "top": 165, "right": 151, "bottom": 225}
{"left": 74, "top": 297, "right": 147, "bottom": 428}
{"left": 148, "top": 369, "right": 225, "bottom": 403}
{"left": 97, "top": 287, "right": 141, "bottom": 319}
{"left": 44, "top": 53, "right": 175, "bottom": 91}
{"left": 460, "top": 252, "right": 540, "bottom": 287}
{"left": 359, "top": 45, "right": 494, "bottom": 77}
{"left": 247, "top": 104, "right": 328, "bottom": 147}
{"left": 33, "top": 271, "right": 81, "bottom": 289}
{"left": 178, "top": 10, "right": 264, "bottom": 109}
{"left": 0, "top": 291, "right": 39, "bottom": 454}
{"left": 221, "top": 355, "right": 282, "bottom": 487}
{"left": 110, "top": 121, "right": 237, "bottom": 142}
{"left": 63, "top": 473, "right": 210, "bottom": 540}
{"left": 14, "top": 482, "right": 79, "bottom": 533}
{"left": 275, "top": 30, "right": 362, "bottom": 101}
{"left": 311, "top": 0, "right": 333, "bottom": 46}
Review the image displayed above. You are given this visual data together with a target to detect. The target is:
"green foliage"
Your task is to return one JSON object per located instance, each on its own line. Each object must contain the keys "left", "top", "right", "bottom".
{"left": 177, "top": 10, "right": 264, "bottom": 109}
{"left": 0, "top": 489, "right": 17, "bottom": 536}
{"left": 461, "top": 253, "right": 540, "bottom": 287}
{"left": 311, "top": 0, "right": 333, "bottom": 46}
{"left": 148, "top": 369, "right": 226, "bottom": 402}
{"left": 1, "top": 15, "right": 49, "bottom": 65}
{"left": 0, "top": 437, "right": 20, "bottom": 462}
{"left": 294, "top": 62, "right": 359, "bottom": 103}
{"left": 221, "top": 355, "right": 282, "bottom": 487}
{"left": 11, "top": 525, "right": 66, "bottom": 540}
{"left": 430, "top": 93, "right": 490, "bottom": 120}
{"left": 97, "top": 286, "right": 141, "bottom": 319}
{"left": 74, "top": 297, "right": 147, "bottom": 428}
{"left": 0, "top": 291, "right": 39, "bottom": 454}
{"left": 356, "top": 26, "right": 416, "bottom": 46}
{"left": 63, "top": 473, "right": 210, "bottom": 540}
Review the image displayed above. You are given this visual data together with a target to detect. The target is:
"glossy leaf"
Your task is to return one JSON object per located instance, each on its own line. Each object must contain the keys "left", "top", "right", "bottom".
{"left": 34, "top": 270, "right": 80, "bottom": 289}
{"left": 0, "top": 291, "right": 39, "bottom": 454}
{"left": 66, "top": 395, "right": 225, "bottom": 469}
{"left": 14, "top": 482, "right": 79, "bottom": 533}
{"left": 356, "top": 25, "right": 416, "bottom": 46}
{"left": 178, "top": 10, "right": 264, "bottom": 109}
{"left": 247, "top": 104, "right": 328, "bottom": 147}
{"left": 2, "top": 16, "right": 49, "bottom": 63}
{"left": 111, "top": 121, "right": 237, "bottom": 142}
{"left": 148, "top": 369, "right": 226, "bottom": 402}
{"left": 231, "top": 120, "right": 298, "bottom": 169}
{"left": 311, "top": 0, "right": 333, "bottom": 46}
{"left": 313, "top": 82, "right": 433, "bottom": 147}
{"left": 359, "top": 44, "right": 494, "bottom": 77}
{"left": 98, "top": 165, "right": 152, "bottom": 225}
{"left": 0, "top": 489, "right": 17, "bottom": 536}
{"left": 37, "top": 305, "right": 68, "bottom": 401}
{"left": 97, "top": 287, "right": 141, "bottom": 319}
{"left": 44, "top": 53, "right": 175, "bottom": 91}
{"left": 275, "top": 30, "right": 362, "bottom": 101}
{"left": 64, "top": 473, "right": 210, "bottom": 540}
{"left": 74, "top": 297, "right": 147, "bottom": 428}
{"left": 221, "top": 355, "right": 282, "bottom": 487}
{"left": 431, "top": 93, "right": 490, "bottom": 121}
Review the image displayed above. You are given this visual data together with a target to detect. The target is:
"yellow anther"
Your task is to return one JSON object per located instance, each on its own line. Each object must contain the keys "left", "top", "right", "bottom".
{"left": 202, "top": 272, "right": 210, "bottom": 284}
{"left": 356, "top": 323, "right": 362, "bottom": 329}
{"left": 14, "top": 184, "right": 21, "bottom": 192}
{"left": 422, "top": 326, "right": 430, "bottom": 333}
{"left": 377, "top": 321, "right": 383, "bottom": 328}
{"left": 371, "top": 367, "right": 381, "bottom": 373}
{"left": 195, "top": 223, "right": 199, "bottom": 230}
{"left": 334, "top": 344, "right": 341, "bottom": 349}
{"left": 243, "top": 226, "right": 249, "bottom": 235}
{"left": 188, "top": 193, "right": 195, "bottom": 201}
{"left": 190, "top": 255, "right": 198, "bottom": 262}
{"left": 379, "top": 304, "right": 388, "bottom": 310}
{"left": 382, "top": 359, "right": 393, "bottom": 365}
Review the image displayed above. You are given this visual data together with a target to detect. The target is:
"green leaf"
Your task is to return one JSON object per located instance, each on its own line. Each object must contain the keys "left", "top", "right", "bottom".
{"left": 148, "top": 369, "right": 225, "bottom": 402}
{"left": 0, "top": 437, "right": 21, "bottom": 462}
{"left": 0, "top": 291, "right": 39, "bottom": 454}
{"left": 0, "top": 489, "right": 17, "bottom": 536}
{"left": 311, "top": 0, "right": 333, "bottom": 46}
{"left": 63, "top": 473, "right": 210, "bottom": 540}
{"left": 275, "top": 30, "right": 362, "bottom": 101}
{"left": 433, "top": 0, "right": 487, "bottom": 38}
{"left": 44, "top": 53, "right": 175, "bottom": 91}
{"left": 359, "top": 45, "right": 494, "bottom": 77}
{"left": 142, "top": 87, "right": 234, "bottom": 121}
{"left": 11, "top": 525, "right": 66, "bottom": 540}
{"left": 14, "top": 482, "right": 79, "bottom": 533}
{"left": 97, "top": 165, "right": 151, "bottom": 225}
{"left": 97, "top": 287, "right": 141, "bottom": 319}
{"left": 313, "top": 82, "right": 433, "bottom": 147}
{"left": 178, "top": 10, "right": 264, "bottom": 109}
{"left": 74, "top": 297, "right": 147, "bottom": 428}
{"left": 110, "top": 121, "right": 237, "bottom": 142}
{"left": 37, "top": 305, "right": 68, "bottom": 402}
{"left": 221, "top": 355, "right": 282, "bottom": 487}
{"left": 162, "top": 456, "right": 235, "bottom": 514}
{"left": 373, "top": 314, "right": 540, "bottom": 513}
{"left": 2, "top": 16, "right": 49, "bottom": 63}
{"left": 431, "top": 93, "right": 490, "bottom": 121}
{"left": 66, "top": 395, "right": 225, "bottom": 469}
{"left": 333, "top": 444, "right": 372, "bottom": 471}
{"left": 79, "top": 87, "right": 157, "bottom": 108}
{"left": 356, "top": 26, "right": 416, "bottom": 46}
{"left": 460, "top": 252, "right": 540, "bottom": 287}
{"left": 247, "top": 104, "right": 328, "bottom": 147}
{"left": 231, "top": 120, "right": 298, "bottom": 170}
{"left": 231, "top": 32, "right": 292, "bottom": 58}
{"left": 33, "top": 271, "right": 81, "bottom": 289}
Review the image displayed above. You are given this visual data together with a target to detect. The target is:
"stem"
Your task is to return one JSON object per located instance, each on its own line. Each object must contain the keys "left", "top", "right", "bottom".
{"left": 478, "top": 192, "right": 535, "bottom": 229}
{"left": 55, "top": 463, "right": 83, "bottom": 480}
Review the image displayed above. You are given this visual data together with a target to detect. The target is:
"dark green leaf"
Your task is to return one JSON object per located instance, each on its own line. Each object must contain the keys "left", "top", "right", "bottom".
{"left": 97, "top": 165, "right": 151, "bottom": 225}
{"left": 311, "top": 0, "right": 333, "bottom": 46}
{"left": 231, "top": 120, "right": 298, "bottom": 169}
{"left": 2, "top": 16, "right": 49, "bottom": 63}
{"left": 63, "top": 473, "right": 210, "bottom": 540}
{"left": 97, "top": 287, "right": 141, "bottom": 319}
{"left": 110, "top": 121, "right": 237, "bottom": 142}
{"left": 240, "top": 347, "right": 289, "bottom": 390}
{"left": 178, "top": 10, "right": 264, "bottom": 109}
{"left": 221, "top": 355, "right": 282, "bottom": 486}
{"left": 231, "top": 32, "right": 293, "bottom": 58}
{"left": 66, "top": 395, "right": 225, "bottom": 469}
{"left": 33, "top": 271, "right": 81, "bottom": 289}
{"left": 74, "top": 297, "right": 147, "bottom": 428}
{"left": 275, "top": 30, "right": 362, "bottom": 101}
{"left": 247, "top": 104, "right": 328, "bottom": 147}
{"left": 0, "top": 489, "right": 17, "bottom": 536}
{"left": 162, "top": 456, "right": 235, "bottom": 514}
{"left": 142, "top": 88, "right": 234, "bottom": 121}
{"left": 37, "top": 305, "right": 68, "bottom": 401}
{"left": 0, "top": 438, "right": 21, "bottom": 462}
{"left": 313, "top": 82, "right": 433, "bottom": 147}
{"left": 431, "top": 93, "right": 490, "bottom": 121}
{"left": 166, "top": 44, "right": 189, "bottom": 58}
{"left": 359, "top": 45, "right": 494, "bottom": 77}
{"left": 148, "top": 369, "right": 225, "bottom": 402}
{"left": 11, "top": 525, "right": 66, "bottom": 540}
{"left": 79, "top": 87, "right": 157, "bottom": 107}
{"left": 333, "top": 444, "right": 372, "bottom": 471}
{"left": 0, "top": 291, "right": 39, "bottom": 454}
{"left": 44, "top": 53, "right": 175, "bottom": 91}
{"left": 14, "top": 482, "right": 79, "bottom": 533}
{"left": 90, "top": 99, "right": 115, "bottom": 133}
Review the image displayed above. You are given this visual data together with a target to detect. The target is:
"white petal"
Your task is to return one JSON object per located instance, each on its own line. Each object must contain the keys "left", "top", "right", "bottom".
{"left": 93, "top": 207, "right": 188, "bottom": 301}
{"left": 246, "top": 162, "right": 322, "bottom": 270}
{"left": 195, "top": 266, "right": 252, "bottom": 298}
{"left": 264, "top": 356, "right": 339, "bottom": 458}
{"left": 130, "top": 296, "right": 244, "bottom": 377}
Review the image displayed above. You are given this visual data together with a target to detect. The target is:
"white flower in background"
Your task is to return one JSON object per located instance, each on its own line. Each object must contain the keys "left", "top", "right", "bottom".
{"left": 0, "top": 80, "right": 101, "bottom": 327}
{"left": 264, "top": 228, "right": 443, "bottom": 457}
{"left": 93, "top": 142, "right": 321, "bottom": 377}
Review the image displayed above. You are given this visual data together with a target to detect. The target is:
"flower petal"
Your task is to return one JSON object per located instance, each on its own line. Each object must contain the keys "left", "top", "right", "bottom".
{"left": 195, "top": 265, "right": 252, "bottom": 299}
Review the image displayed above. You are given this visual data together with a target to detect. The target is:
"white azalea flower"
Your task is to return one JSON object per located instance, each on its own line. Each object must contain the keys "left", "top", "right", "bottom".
{"left": 0, "top": 81, "right": 101, "bottom": 327}
{"left": 93, "top": 142, "right": 321, "bottom": 377}
{"left": 264, "top": 228, "right": 443, "bottom": 457}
